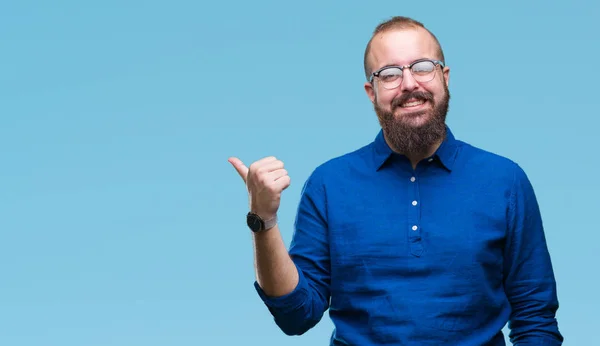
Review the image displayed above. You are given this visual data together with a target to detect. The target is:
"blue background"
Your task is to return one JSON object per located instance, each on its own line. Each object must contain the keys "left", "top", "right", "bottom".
{"left": 1, "top": 0, "right": 597, "bottom": 344}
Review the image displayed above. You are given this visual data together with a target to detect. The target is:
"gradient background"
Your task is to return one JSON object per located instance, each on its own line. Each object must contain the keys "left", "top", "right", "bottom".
{"left": 1, "top": 0, "right": 598, "bottom": 345}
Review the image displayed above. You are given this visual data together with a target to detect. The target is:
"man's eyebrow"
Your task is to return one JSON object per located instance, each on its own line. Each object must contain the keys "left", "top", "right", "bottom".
{"left": 376, "top": 62, "right": 408, "bottom": 71}
{"left": 376, "top": 63, "right": 403, "bottom": 71}
{"left": 377, "top": 57, "right": 435, "bottom": 69}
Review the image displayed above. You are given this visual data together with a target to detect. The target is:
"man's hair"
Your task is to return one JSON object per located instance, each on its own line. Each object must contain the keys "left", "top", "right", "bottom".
{"left": 363, "top": 16, "right": 445, "bottom": 80}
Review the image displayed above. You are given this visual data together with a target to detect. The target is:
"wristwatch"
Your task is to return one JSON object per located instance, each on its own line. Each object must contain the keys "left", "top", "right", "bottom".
{"left": 246, "top": 212, "right": 277, "bottom": 232}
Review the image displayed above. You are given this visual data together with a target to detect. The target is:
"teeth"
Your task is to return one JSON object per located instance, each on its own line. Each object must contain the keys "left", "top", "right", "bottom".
{"left": 401, "top": 100, "right": 425, "bottom": 107}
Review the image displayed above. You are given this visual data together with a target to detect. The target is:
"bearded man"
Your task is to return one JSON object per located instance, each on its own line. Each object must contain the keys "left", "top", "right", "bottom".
{"left": 229, "top": 16, "right": 563, "bottom": 346}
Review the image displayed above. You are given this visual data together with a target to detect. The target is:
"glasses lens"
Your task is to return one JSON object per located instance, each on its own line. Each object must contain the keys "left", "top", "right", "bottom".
{"left": 379, "top": 67, "right": 402, "bottom": 89}
{"left": 411, "top": 61, "right": 436, "bottom": 82}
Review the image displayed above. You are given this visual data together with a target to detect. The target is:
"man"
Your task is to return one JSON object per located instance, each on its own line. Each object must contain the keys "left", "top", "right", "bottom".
{"left": 229, "top": 16, "right": 563, "bottom": 345}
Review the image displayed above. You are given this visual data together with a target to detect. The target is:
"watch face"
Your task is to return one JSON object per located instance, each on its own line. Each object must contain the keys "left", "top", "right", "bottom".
{"left": 247, "top": 213, "right": 264, "bottom": 232}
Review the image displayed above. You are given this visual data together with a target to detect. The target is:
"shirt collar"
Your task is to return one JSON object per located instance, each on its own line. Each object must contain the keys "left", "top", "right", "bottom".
{"left": 372, "top": 129, "right": 394, "bottom": 170}
{"left": 434, "top": 126, "right": 459, "bottom": 171}
{"left": 372, "top": 125, "right": 459, "bottom": 171}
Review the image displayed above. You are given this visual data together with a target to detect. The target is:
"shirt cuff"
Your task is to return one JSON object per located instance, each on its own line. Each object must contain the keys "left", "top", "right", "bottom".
{"left": 253, "top": 263, "right": 309, "bottom": 312}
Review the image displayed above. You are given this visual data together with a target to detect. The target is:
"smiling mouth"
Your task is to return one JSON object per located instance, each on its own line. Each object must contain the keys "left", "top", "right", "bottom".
{"left": 400, "top": 99, "right": 426, "bottom": 108}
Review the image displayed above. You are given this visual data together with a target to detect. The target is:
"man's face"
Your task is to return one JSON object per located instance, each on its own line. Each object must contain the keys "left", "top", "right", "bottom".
{"left": 364, "top": 28, "right": 451, "bottom": 156}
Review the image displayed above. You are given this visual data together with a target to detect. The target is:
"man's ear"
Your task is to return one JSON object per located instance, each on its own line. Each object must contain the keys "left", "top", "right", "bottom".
{"left": 364, "top": 81, "right": 376, "bottom": 103}
{"left": 443, "top": 66, "right": 450, "bottom": 87}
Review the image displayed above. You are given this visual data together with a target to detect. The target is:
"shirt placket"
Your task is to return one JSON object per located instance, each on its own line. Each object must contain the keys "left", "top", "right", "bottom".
{"left": 408, "top": 173, "right": 423, "bottom": 257}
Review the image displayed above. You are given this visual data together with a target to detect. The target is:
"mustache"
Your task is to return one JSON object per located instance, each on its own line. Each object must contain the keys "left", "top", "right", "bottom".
{"left": 392, "top": 91, "right": 434, "bottom": 108}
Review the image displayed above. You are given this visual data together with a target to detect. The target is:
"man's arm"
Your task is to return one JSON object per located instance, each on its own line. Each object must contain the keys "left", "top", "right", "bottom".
{"left": 504, "top": 164, "right": 564, "bottom": 345}
{"left": 252, "top": 224, "right": 299, "bottom": 297}
{"left": 229, "top": 156, "right": 330, "bottom": 335}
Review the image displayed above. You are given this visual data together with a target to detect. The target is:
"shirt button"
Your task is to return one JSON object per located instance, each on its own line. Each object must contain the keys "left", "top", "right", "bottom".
{"left": 412, "top": 225, "right": 418, "bottom": 231}
{"left": 410, "top": 176, "right": 416, "bottom": 182}
{"left": 412, "top": 200, "right": 418, "bottom": 206}
{"left": 428, "top": 158, "right": 434, "bottom": 162}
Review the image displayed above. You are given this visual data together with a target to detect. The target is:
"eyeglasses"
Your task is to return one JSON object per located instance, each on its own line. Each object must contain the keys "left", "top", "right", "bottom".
{"left": 369, "top": 59, "right": 445, "bottom": 90}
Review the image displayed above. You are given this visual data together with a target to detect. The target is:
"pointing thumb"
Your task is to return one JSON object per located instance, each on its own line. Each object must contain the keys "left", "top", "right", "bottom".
{"left": 228, "top": 157, "right": 249, "bottom": 183}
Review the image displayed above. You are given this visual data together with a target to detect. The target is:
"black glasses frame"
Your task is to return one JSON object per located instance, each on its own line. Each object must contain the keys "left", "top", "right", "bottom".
{"left": 369, "top": 59, "right": 445, "bottom": 84}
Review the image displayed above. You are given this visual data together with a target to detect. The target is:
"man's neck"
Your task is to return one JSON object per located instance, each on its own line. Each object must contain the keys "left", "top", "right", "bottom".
{"left": 407, "top": 143, "right": 440, "bottom": 169}
{"left": 385, "top": 134, "right": 446, "bottom": 170}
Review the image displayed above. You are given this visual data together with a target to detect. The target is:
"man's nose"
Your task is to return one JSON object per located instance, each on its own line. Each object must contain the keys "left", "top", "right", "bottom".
{"left": 400, "top": 70, "right": 419, "bottom": 92}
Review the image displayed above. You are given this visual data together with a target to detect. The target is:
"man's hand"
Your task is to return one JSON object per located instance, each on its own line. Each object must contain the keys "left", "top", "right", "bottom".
{"left": 228, "top": 156, "right": 299, "bottom": 298}
{"left": 228, "top": 156, "right": 291, "bottom": 220}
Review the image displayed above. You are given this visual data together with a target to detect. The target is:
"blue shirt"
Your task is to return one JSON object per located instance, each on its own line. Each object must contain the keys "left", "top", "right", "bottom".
{"left": 254, "top": 127, "right": 563, "bottom": 345}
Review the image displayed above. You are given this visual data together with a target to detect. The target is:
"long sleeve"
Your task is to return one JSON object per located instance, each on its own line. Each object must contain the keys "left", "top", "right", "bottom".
{"left": 504, "top": 164, "right": 563, "bottom": 345}
{"left": 254, "top": 173, "right": 331, "bottom": 335}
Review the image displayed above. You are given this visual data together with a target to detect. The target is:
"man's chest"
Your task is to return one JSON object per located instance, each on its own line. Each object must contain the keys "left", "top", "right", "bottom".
{"left": 326, "top": 173, "right": 509, "bottom": 293}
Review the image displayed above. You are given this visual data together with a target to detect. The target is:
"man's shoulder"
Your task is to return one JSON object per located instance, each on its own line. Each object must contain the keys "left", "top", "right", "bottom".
{"left": 457, "top": 138, "right": 527, "bottom": 180}
{"left": 304, "top": 141, "right": 374, "bottom": 186}
{"left": 320, "top": 143, "right": 373, "bottom": 169}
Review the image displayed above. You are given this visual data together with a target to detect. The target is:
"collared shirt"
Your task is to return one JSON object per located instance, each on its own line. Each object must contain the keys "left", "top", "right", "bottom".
{"left": 254, "top": 127, "right": 563, "bottom": 345}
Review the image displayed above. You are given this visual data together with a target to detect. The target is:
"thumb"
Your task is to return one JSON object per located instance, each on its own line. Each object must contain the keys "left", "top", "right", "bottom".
{"left": 228, "top": 157, "right": 249, "bottom": 183}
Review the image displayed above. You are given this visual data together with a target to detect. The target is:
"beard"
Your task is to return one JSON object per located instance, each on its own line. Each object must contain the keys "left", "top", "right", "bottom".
{"left": 374, "top": 83, "right": 450, "bottom": 158}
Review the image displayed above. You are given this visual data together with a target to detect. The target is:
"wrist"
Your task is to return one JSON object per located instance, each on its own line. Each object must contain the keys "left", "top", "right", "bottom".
{"left": 249, "top": 206, "right": 276, "bottom": 220}
{"left": 246, "top": 212, "right": 278, "bottom": 232}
